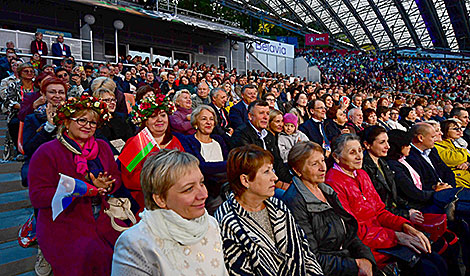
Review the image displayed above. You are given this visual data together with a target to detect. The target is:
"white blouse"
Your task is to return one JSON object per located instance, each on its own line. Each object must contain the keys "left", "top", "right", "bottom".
{"left": 200, "top": 140, "right": 224, "bottom": 162}
{"left": 112, "top": 215, "right": 228, "bottom": 276}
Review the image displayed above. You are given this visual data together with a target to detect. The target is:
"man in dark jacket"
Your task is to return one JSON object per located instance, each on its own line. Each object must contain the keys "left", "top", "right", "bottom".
{"left": 406, "top": 123, "right": 456, "bottom": 191}
{"left": 299, "top": 99, "right": 330, "bottom": 153}
{"left": 230, "top": 100, "right": 292, "bottom": 184}
{"left": 51, "top": 35, "right": 71, "bottom": 66}
{"left": 209, "top": 87, "right": 232, "bottom": 137}
{"left": 229, "top": 84, "right": 257, "bottom": 130}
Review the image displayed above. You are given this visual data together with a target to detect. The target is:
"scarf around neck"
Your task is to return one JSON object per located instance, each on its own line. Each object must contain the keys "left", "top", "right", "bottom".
{"left": 58, "top": 131, "right": 100, "bottom": 175}
{"left": 140, "top": 208, "right": 209, "bottom": 270}
{"left": 398, "top": 156, "right": 422, "bottom": 190}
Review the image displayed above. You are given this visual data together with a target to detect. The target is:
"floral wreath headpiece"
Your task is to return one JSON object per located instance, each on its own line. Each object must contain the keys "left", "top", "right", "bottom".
{"left": 54, "top": 93, "right": 111, "bottom": 126}
{"left": 130, "top": 94, "right": 176, "bottom": 126}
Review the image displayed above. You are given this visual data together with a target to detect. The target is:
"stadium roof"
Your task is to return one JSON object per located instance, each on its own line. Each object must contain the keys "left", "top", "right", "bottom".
{"left": 218, "top": 0, "right": 470, "bottom": 52}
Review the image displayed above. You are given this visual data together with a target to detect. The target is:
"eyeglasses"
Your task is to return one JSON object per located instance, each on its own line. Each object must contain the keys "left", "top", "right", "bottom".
{"left": 57, "top": 73, "right": 68, "bottom": 78}
{"left": 390, "top": 112, "right": 399, "bottom": 115}
{"left": 22, "top": 69, "right": 34, "bottom": 74}
{"left": 315, "top": 106, "right": 327, "bottom": 110}
{"left": 450, "top": 127, "right": 464, "bottom": 131}
{"left": 70, "top": 117, "right": 98, "bottom": 128}
{"left": 265, "top": 98, "right": 275, "bottom": 102}
{"left": 101, "top": 98, "right": 117, "bottom": 103}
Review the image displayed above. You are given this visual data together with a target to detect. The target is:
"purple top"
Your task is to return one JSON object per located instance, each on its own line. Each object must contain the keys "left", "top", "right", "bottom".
{"left": 169, "top": 106, "right": 196, "bottom": 135}
{"left": 28, "top": 139, "right": 122, "bottom": 275}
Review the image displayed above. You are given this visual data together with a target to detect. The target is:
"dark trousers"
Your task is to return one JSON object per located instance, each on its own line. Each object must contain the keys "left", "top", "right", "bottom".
{"left": 399, "top": 252, "right": 447, "bottom": 276}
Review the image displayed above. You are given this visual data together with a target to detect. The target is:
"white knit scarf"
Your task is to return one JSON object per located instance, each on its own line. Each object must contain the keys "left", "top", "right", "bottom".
{"left": 140, "top": 208, "right": 209, "bottom": 270}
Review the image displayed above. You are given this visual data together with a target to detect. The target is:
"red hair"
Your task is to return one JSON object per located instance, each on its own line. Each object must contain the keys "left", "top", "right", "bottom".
{"left": 40, "top": 77, "right": 67, "bottom": 95}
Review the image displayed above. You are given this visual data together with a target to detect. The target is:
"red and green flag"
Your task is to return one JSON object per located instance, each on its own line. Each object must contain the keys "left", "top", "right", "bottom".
{"left": 119, "top": 127, "right": 158, "bottom": 172}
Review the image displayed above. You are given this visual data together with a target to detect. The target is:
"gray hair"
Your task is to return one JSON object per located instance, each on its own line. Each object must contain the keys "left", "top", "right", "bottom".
{"left": 210, "top": 87, "right": 226, "bottom": 99}
{"left": 172, "top": 89, "right": 191, "bottom": 105}
{"left": 423, "top": 120, "right": 439, "bottom": 127}
{"left": 190, "top": 104, "right": 218, "bottom": 128}
{"left": 347, "top": 108, "right": 360, "bottom": 120}
{"left": 90, "top": 77, "right": 116, "bottom": 93}
{"left": 331, "top": 133, "right": 360, "bottom": 158}
{"left": 141, "top": 149, "right": 199, "bottom": 210}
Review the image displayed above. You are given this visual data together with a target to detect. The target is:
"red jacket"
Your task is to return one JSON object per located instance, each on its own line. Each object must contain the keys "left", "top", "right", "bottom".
{"left": 325, "top": 167, "right": 410, "bottom": 267}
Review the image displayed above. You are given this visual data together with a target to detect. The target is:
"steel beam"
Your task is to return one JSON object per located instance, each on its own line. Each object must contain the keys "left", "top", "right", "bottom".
{"left": 341, "top": 0, "right": 379, "bottom": 49}
{"left": 365, "top": 0, "right": 398, "bottom": 48}
{"left": 391, "top": 0, "right": 422, "bottom": 48}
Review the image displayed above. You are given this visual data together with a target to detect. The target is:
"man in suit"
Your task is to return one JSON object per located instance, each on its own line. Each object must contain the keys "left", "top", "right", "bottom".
{"left": 30, "top": 32, "right": 48, "bottom": 56}
{"left": 229, "top": 84, "right": 257, "bottom": 130}
{"left": 299, "top": 99, "right": 331, "bottom": 155}
{"left": 406, "top": 122, "right": 456, "bottom": 191}
{"left": 230, "top": 100, "right": 292, "bottom": 184}
{"left": 51, "top": 35, "right": 71, "bottom": 66}
{"left": 209, "top": 87, "right": 233, "bottom": 137}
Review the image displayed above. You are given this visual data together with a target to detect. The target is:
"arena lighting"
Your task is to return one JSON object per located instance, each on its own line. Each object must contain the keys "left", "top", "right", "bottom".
{"left": 232, "top": 41, "right": 239, "bottom": 51}
{"left": 84, "top": 14, "right": 95, "bottom": 25}
{"left": 246, "top": 43, "right": 255, "bottom": 54}
{"left": 113, "top": 20, "right": 124, "bottom": 31}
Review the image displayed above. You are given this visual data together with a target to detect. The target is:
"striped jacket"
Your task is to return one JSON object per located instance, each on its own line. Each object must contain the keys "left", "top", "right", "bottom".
{"left": 214, "top": 193, "right": 324, "bottom": 276}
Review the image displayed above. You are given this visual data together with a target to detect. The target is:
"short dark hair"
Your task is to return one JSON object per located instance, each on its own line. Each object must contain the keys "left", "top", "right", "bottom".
{"left": 248, "top": 99, "right": 269, "bottom": 115}
{"left": 227, "top": 145, "right": 274, "bottom": 197}
{"left": 361, "top": 125, "right": 386, "bottom": 147}
{"left": 450, "top": 107, "right": 466, "bottom": 118}
{"left": 307, "top": 98, "right": 323, "bottom": 111}
{"left": 376, "top": 106, "right": 389, "bottom": 119}
{"left": 84, "top": 65, "right": 94, "bottom": 71}
{"left": 326, "top": 105, "right": 341, "bottom": 120}
{"left": 386, "top": 129, "right": 411, "bottom": 160}
{"left": 241, "top": 84, "right": 257, "bottom": 95}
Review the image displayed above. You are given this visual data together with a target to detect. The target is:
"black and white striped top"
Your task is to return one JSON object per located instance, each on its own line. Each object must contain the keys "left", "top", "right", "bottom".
{"left": 215, "top": 193, "right": 324, "bottom": 276}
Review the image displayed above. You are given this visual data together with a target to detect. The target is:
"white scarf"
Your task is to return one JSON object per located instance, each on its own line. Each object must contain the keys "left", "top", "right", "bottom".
{"left": 140, "top": 208, "right": 209, "bottom": 270}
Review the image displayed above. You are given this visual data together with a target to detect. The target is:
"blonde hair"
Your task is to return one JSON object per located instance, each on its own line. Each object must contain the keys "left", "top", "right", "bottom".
{"left": 90, "top": 77, "right": 116, "bottom": 93}
{"left": 141, "top": 149, "right": 199, "bottom": 210}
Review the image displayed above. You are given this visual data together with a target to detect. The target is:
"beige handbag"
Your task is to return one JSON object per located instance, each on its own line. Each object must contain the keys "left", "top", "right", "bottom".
{"left": 104, "top": 197, "right": 137, "bottom": 232}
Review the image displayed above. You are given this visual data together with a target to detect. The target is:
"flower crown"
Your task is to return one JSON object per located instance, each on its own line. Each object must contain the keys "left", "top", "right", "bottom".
{"left": 54, "top": 93, "right": 111, "bottom": 125}
{"left": 130, "top": 94, "right": 177, "bottom": 126}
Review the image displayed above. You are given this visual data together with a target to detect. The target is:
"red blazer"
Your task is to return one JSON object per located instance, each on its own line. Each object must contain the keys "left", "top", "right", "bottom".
{"left": 121, "top": 135, "right": 184, "bottom": 216}
{"left": 325, "top": 167, "right": 410, "bottom": 267}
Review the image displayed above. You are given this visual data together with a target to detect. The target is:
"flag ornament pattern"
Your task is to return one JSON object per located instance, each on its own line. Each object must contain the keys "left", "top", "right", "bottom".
{"left": 51, "top": 173, "right": 99, "bottom": 221}
{"left": 118, "top": 127, "right": 158, "bottom": 172}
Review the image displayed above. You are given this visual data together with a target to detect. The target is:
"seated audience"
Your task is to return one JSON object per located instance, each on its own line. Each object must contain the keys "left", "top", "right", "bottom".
{"left": 29, "top": 94, "right": 121, "bottom": 275}
{"left": 122, "top": 94, "right": 184, "bottom": 215}
{"left": 376, "top": 106, "right": 392, "bottom": 131}
{"left": 283, "top": 141, "right": 375, "bottom": 276}
{"left": 230, "top": 100, "right": 292, "bottom": 184}
{"left": 209, "top": 87, "right": 232, "bottom": 137}
{"left": 267, "top": 109, "right": 284, "bottom": 137}
{"left": 169, "top": 89, "right": 195, "bottom": 135}
{"left": 112, "top": 150, "right": 227, "bottom": 275}
{"left": 345, "top": 108, "right": 364, "bottom": 134}
{"left": 278, "top": 113, "right": 309, "bottom": 163}
{"left": 229, "top": 84, "right": 257, "bottom": 129}
{"left": 434, "top": 119, "right": 470, "bottom": 188}
{"left": 215, "top": 145, "right": 324, "bottom": 276}
{"left": 289, "top": 92, "right": 309, "bottom": 124}
{"left": 387, "top": 107, "right": 407, "bottom": 131}
{"left": 180, "top": 105, "right": 228, "bottom": 214}
{"left": 299, "top": 99, "right": 331, "bottom": 154}
{"left": 398, "top": 107, "right": 416, "bottom": 131}
{"left": 325, "top": 134, "right": 447, "bottom": 274}
{"left": 191, "top": 81, "right": 211, "bottom": 109}
{"left": 362, "top": 108, "right": 377, "bottom": 127}
{"left": 324, "top": 104, "right": 349, "bottom": 142}
{"left": 93, "top": 88, "right": 134, "bottom": 155}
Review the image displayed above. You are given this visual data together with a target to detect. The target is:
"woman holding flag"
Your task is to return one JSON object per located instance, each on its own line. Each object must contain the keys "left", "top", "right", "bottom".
{"left": 121, "top": 93, "right": 184, "bottom": 215}
{"left": 28, "top": 93, "right": 123, "bottom": 275}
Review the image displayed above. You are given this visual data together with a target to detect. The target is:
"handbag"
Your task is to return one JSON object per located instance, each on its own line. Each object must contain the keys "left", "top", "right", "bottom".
{"left": 414, "top": 213, "right": 447, "bottom": 242}
{"left": 104, "top": 197, "right": 137, "bottom": 232}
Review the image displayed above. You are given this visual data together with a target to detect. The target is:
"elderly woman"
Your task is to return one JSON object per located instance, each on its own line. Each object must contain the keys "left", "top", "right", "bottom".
{"left": 123, "top": 94, "right": 184, "bottom": 215}
{"left": 169, "top": 89, "right": 196, "bottom": 135}
{"left": 325, "top": 134, "right": 447, "bottom": 274}
{"left": 324, "top": 105, "right": 349, "bottom": 143}
{"left": 387, "top": 107, "right": 407, "bottom": 131}
{"left": 283, "top": 141, "right": 375, "bottom": 276}
{"left": 435, "top": 119, "right": 470, "bottom": 188}
{"left": 215, "top": 145, "right": 324, "bottom": 276}
{"left": 180, "top": 105, "right": 228, "bottom": 214}
{"left": 112, "top": 150, "right": 227, "bottom": 275}
{"left": 4, "top": 63, "right": 37, "bottom": 154}
{"left": 93, "top": 88, "right": 134, "bottom": 156}
{"left": 22, "top": 77, "right": 67, "bottom": 186}
{"left": 28, "top": 94, "right": 121, "bottom": 275}
{"left": 398, "top": 107, "right": 416, "bottom": 131}
{"left": 90, "top": 77, "right": 127, "bottom": 114}
{"left": 268, "top": 109, "right": 284, "bottom": 137}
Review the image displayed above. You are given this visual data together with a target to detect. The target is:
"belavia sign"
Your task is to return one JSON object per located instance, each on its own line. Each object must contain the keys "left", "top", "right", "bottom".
{"left": 253, "top": 39, "right": 295, "bottom": 58}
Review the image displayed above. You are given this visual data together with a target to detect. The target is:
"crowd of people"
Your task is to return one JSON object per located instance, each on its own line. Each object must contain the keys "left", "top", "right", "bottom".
{"left": 1, "top": 38, "right": 470, "bottom": 276}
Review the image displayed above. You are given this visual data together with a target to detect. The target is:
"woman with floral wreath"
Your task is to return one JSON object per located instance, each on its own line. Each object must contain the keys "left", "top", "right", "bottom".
{"left": 28, "top": 93, "right": 122, "bottom": 276}
{"left": 122, "top": 93, "right": 184, "bottom": 215}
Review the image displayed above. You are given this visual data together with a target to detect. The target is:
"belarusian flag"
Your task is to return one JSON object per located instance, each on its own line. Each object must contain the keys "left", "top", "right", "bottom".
{"left": 119, "top": 127, "right": 158, "bottom": 172}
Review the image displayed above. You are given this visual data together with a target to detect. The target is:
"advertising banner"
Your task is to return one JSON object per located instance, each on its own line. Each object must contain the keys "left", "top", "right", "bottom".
{"left": 305, "top": 33, "right": 329, "bottom": 45}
